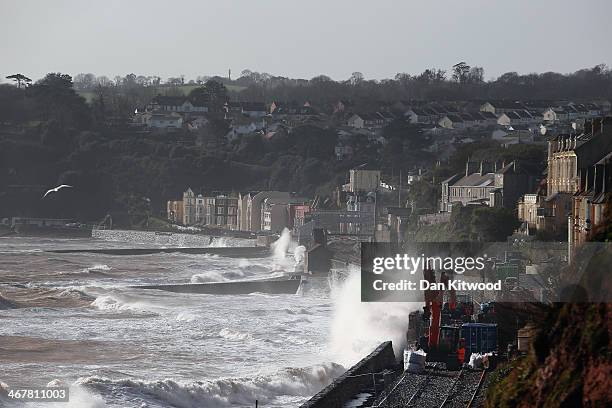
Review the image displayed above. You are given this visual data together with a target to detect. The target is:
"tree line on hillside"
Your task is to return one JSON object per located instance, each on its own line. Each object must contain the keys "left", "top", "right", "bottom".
{"left": 36, "top": 62, "right": 612, "bottom": 110}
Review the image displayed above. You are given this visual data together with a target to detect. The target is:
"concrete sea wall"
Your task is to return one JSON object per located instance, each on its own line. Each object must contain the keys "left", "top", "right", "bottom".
{"left": 47, "top": 247, "right": 270, "bottom": 257}
{"left": 300, "top": 341, "right": 396, "bottom": 408}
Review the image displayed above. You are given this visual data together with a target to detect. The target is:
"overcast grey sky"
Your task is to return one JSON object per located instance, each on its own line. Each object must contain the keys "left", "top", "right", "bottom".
{"left": 1, "top": 0, "right": 611, "bottom": 82}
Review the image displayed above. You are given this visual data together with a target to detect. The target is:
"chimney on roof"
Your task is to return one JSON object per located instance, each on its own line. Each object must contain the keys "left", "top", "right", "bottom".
{"left": 592, "top": 117, "right": 602, "bottom": 135}
{"left": 466, "top": 160, "right": 478, "bottom": 176}
{"left": 479, "top": 161, "right": 494, "bottom": 175}
{"left": 594, "top": 164, "right": 603, "bottom": 195}
{"left": 578, "top": 168, "right": 586, "bottom": 192}
{"left": 585, "top": 166, "right": 593, "bottom": 191}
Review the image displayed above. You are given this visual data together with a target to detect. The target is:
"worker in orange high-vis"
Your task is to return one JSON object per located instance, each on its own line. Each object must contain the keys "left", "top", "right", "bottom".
{"left": 457, "top": 338, "right": 466, "bottom": 365}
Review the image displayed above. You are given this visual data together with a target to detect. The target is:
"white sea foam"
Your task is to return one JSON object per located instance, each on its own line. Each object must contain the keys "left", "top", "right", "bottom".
{"left": 64, "top": 384, "right": 107, "bottom": 408}
{"left": 294, "top": 245, "right": 306, "bottom": 264}
{"left": 175, "top": 311, "right": 200, "bottom": 322}
{"left": 218, "top": 327, "right": 253, "bottom": 341}
{"left": 76, "top": 363, "right": 345, "bottom": 408}
{"left": 84, "top": 264, "right": 112, "bottom": 273}
{"left": 190, "top": 272, "right": 227, "bottom": 283}
{"left": 90, "top": 294, "right": 164, "bottom": 314}
{"left": 58, "top": 264, "right": 113, "bottom": 277}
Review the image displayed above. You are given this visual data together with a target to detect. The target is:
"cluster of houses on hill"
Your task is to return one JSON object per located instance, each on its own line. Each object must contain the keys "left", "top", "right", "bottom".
{"left": 139, "top": 95, "right": 611, "bottom": 170}
{"left": 166, "top": 116, "right": 611, "bottom": 255}
{"left": 132, "top": 96, "right": 209, "bottom": 130}
{"left": 403, "top": 100, "right": 609, "bottom": 130}
{"left": 515, "top": 117, "right": 612, "bottom": 251}
{"left": 134, "top": 95, "right": 611, "bottom": 133}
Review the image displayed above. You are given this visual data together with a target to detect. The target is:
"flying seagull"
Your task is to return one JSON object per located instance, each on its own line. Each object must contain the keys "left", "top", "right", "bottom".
{"left": 43, "top": 184, "right": 73, "bottom": 198}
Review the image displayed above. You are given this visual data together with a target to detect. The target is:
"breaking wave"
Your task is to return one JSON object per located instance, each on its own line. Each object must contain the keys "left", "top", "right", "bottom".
{"left": 58, "top": 264, "right": 113, "bottom": 277}
{"left": 90, "top": 294, "right": 163, "bottom": 315}
{"left": 76, "top": 363, "right": 345, "bottom": 407}
{"left": 218, "top": 327, "right": 252, "bottom": 341}
{"left": 0, "top": 286, "right": 95, "bottom": 309}
{"left": 84, "top": 264, "right": 112, "bottom": 273}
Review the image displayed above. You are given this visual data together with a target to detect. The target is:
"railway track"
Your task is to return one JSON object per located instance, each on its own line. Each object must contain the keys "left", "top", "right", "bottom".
{"left": 439, "top": 369, "right": 487, "bottom": 408}
{"left": 372, "top": 365, "right": 487, "bottom": 408}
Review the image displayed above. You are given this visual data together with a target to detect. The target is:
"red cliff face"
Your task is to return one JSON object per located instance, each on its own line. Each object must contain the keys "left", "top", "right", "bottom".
{"left": 486, "top": 303, "right": 611, "bottom": 408}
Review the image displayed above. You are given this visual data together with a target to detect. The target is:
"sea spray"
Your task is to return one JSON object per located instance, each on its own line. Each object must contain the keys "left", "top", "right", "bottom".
{"left": 329, "top": 267, "right": 423, "bottom": 366}
{"left": 294, "top": 245, "right": 306, "bottom": 264}
{"left": 270, "top": 228, "right": 292, "bottom": 260}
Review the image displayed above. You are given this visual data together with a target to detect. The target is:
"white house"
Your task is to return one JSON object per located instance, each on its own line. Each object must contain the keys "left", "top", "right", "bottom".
{"left": 150, "top": 112, "right": 183, "bottom": 129}
{"left": 438, "top": 114, "right": 465, "bottom": 129}
{"left": 405, "top": 108, "right": 438, "bottom": 124}
{"left": 543, "top": 108, "right": 569, "bottom": 123}
{"left": 459, "top": 113, "right": 478, "bottom": 127}
{"left": 348, "top": 113, "right": 384, "bottom": 129}
{"left": 477, "top": 111, "right": 499, "bottom": 126}
{"left": 497, "top": 111, "right": 522, "bottom": 126}
{"left": 149, "top": 96, "right": 208, "bottom": 114}
{"left": 513, "top": 110, "right": 537, "bottom": 124}
{"left": 480, "top": 101, "right": 527, "bottom": 114}
{"left": 225, "top": 119, "right": 266, "bottom": 141}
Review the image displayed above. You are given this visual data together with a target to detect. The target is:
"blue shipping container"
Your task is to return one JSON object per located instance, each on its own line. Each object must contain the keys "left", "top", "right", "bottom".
{"left": 461, "top": 323, "right": 497, "bottom": 355}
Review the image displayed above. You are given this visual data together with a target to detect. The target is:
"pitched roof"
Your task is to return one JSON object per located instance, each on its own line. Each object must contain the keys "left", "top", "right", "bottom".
{"left": 486, "top": 100, "right": 527, "bottom": 110}
{"left": 514, "top": 110, "right": 533, "bottom": 119}
{"left": 445, "top": 114, "right": 464, "bottom": 123}
{"left": 442, "top": 173, "right": 462, "bottom": 184}
{"left": 460, "top": 113, "right": 477, "bottom": 121}
{"left": 378, "top": 111, "right": 395, "bottom": 120}
{"left": 479, "top": 111, "right": 498, "bottom": 119}
{"left": 452, "top": 172, "right": 495, "bottom": 187}
{"left": 410, "top": 108, "right": 428, "bottom": 116}
{"left": 504, "top": 111, "right": 522, "bottom": 119}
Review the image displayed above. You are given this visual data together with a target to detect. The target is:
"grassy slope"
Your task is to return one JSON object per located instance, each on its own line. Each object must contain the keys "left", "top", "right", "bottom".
{"left": 77, "top": 84, "right": 247, "bottom": 103}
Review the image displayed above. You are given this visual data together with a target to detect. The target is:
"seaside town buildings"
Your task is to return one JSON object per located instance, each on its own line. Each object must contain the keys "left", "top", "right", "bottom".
{"left": 180, "top": 188, "right": 239, "bottom": 228}
{"left": 440, "top": 160, "right": 537, "bottom": 212}
{"left": 170, "top": 189, "right": 310, "bottom": 233}
{"left": 345, "top": 169, "right": 381, "bottom": 193}
{"left": 155, "top": 91, "right": 610, "bottom": 248}
{"left": 517, "top": 117, "right": 612, "bottom": 241}
{"left": 166, "top": 166, "right": 386, "bottom": 238}
{"left": 166, "top": 200, "right": 183, "bottom": 224}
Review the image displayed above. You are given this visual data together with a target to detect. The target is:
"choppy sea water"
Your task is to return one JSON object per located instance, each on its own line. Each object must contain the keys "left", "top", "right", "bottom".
{"left": 0, "top": 232, "right": 415, "bottom": 408}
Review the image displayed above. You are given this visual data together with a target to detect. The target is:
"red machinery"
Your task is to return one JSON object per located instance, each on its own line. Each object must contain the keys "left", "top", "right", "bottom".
{"left": 422, "top": 265, "right": 463, "bottom": 370}
{"left": 423, "top": 267, "right": 455, "bottom": 348}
